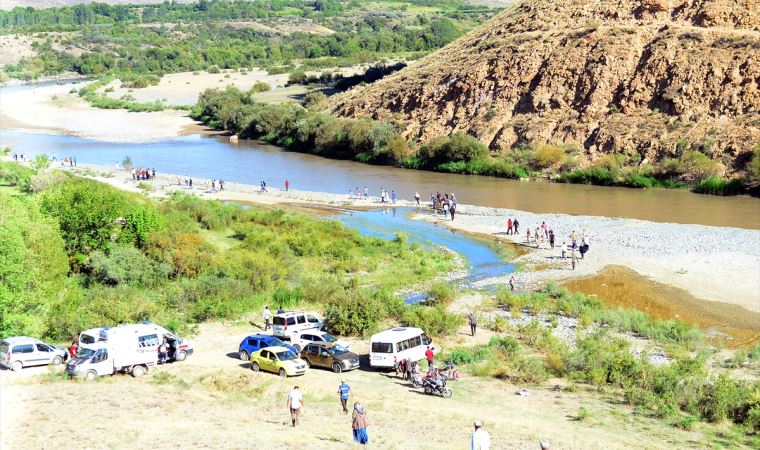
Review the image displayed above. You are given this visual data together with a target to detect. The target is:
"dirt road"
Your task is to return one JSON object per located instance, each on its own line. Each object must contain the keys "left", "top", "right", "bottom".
{"left": 0, "top": 321, "right": 714, "bottom": 449}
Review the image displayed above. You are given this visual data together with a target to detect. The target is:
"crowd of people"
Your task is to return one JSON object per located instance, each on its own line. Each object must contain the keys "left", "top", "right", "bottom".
{"left": 508, "top": 217, "right": 591, "bottom": 269}
{"left": 431, "top": 192, "right": 458, "bottom": 220}
{"left": 131, "top": 167, "right": 155, "bottom": 180}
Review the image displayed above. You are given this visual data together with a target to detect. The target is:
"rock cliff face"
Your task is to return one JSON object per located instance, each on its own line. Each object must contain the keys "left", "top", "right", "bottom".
{"left": 329, "top": 0, "right": 759, "bottom": 171}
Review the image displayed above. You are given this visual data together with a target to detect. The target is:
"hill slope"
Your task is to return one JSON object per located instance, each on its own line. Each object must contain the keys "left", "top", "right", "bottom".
{"left": 329, "top": 0, "right": 760, "bottom": 172}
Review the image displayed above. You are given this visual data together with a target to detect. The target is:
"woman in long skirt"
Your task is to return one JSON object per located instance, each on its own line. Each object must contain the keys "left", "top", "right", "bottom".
{"left": 352, "top": 402, "right": 369, "bottom": 445}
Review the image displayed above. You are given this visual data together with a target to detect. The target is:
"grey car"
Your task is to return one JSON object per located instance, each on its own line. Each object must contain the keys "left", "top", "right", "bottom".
{"left": 0, "top": 336, "right": 68, "bottom": 371}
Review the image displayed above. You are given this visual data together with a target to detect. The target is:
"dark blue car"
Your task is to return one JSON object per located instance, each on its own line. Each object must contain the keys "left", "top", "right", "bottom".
{"left": 238, "top": 334, "right": 297, "bottom": 361}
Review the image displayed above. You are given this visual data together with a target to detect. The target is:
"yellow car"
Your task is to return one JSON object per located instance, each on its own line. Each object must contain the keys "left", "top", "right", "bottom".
{"left": 249, "top": 346, "right": 308, "bottom": 377}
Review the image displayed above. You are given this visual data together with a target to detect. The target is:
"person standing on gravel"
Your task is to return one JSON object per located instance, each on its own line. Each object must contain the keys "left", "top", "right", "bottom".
{"left": 450, "top": 202, "right": 456, "bottom": 221}
{"left": 263, "top": 306, "right": 271, "bottom": 331}
{"left": 287, "top": 386, "right": 303, "bottom": 427}
{"left": 415, "top": 192, "right": 420, "bottom": 205}
{"left": 507, "top": 218, "right": 513, "bottom": 235}
{"left": 469, "top": 312, "right": 477, "bottom": 336}
{"left": 526, "top": 227, "right": 531, "bottom": 244}
{"left": 425, "top": 346, "right": 435, "bottom": 371}
{"left": 509, "top": 275, "right": 515, "bottom": 291}
{"left": 337, "top": 380, "right": 351, "bottom": 414}
{"left": 541, "top": 221, "right": 548, "bottom": 239}
{"left": 549, "top": 230, "right": 555, "bottom": 249}
{"left": 513, "top": 219, "right": 519, "bottom": 234}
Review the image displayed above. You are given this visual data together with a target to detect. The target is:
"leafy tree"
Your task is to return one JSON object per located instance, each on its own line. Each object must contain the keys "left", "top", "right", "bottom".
{"left": 0, "top": 192, "right": 69, "bottom": 336}
{"left": 39, "top": 178, "right": 129, "bottom": 267}
{"left": 90, "top": 245, "right": 170, "bottom": 287}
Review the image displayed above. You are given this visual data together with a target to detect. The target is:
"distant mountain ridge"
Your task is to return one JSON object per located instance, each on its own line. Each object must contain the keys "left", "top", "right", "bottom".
{"left": 329, "top": 0, "right": 760, "bottom": 174}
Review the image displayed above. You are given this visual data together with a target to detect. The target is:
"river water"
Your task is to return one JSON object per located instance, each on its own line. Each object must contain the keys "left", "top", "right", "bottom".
{"left": 2, "top": 78, "right": 759, "bottom": 230}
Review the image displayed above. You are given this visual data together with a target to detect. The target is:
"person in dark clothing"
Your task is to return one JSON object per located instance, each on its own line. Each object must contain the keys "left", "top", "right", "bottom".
{"left": 450, "top": 204, "right": 456, "bottom": 221}
{"left": 469, "top": 313, "right": 477, "bottom": 336}
{"left": 513, "top": 219, "right": 519, "bottom": 234}
{"left": 549, "top": 230, "right": 555, "bottom": 249}
{"left": 277, "top": 305, "right": 285, "bottom": 314}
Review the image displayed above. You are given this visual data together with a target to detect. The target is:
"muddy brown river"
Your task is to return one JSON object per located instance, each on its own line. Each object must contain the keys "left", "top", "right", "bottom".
{"left": 3, "top": 129, "right": 759, "bottom": 229}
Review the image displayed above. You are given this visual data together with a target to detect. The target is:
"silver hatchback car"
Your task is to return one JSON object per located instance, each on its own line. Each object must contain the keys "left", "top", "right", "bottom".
{"left": 0, "top": 336, "right": 68, "bottom": 371}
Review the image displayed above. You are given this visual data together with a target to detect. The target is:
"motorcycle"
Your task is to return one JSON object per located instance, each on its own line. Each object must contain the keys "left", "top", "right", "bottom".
{"left": 440, "top": 361, "right": 461, "bottom": 381}
{"left": 422, "top": 376, "right": 452, "bottom": 398}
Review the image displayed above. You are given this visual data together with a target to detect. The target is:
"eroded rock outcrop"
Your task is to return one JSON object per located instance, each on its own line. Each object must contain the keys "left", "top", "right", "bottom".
{"left": 328, "top": 0, "right": 759, "bottom": 170}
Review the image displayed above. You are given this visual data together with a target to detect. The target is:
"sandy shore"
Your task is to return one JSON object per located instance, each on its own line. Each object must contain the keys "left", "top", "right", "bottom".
{"left": 50, "top": 161, "right": 760, "bottom": 314}
{"left": 0, "top": 83, "right": 195, "bottom": 142}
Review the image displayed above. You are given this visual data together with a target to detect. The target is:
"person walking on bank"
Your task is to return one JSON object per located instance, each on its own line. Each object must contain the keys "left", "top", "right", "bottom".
{"left": 415, "top": 191, "right": 420, "bottom": 205}
{"left": 450, "top": 202, "right": 456, "bottom": 221}
{"left": 469, "top": 312, "right": 477, "bottom": 336}
{"left": 549, "top": 229, "right": 555, "bottom": 249}
{"left": 285, "top": 179, "right": 290, "bottom": 191}
{"left": 509, "top": 275, "right": 515, "bottom": 291}
{"left": 513, "top": 219, "right": 519, "bottom": 234}
{"left": 338, "top": 380, "right": 351, "bottom": 414}
{"left": 391, "top": 190, "right": 397, "bottom": 204}
{"left": 263, "top": 306, "right": 272, "bottom": 331}
{"left": 287, "top": 385, "right": 303, "bottom": 427}
{"left": 352, "top": 403, "right": 369, "bottom": 445}
{"left": 471, "top": 421, "right": 491, "bottom": 450}
{"left": 507, "top": 218, "right": 513, "bottom": 235}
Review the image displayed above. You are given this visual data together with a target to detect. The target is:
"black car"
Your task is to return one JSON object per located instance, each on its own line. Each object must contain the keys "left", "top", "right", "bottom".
{"left": 300, "top": 342, "right": 360, "bottom": 373}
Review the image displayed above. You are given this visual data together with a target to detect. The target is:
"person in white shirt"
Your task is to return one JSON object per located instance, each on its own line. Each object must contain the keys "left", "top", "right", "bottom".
{"left": 262, "top": 306, "right": 271, "bottom": 331}
{"left": 471, "top": 421, "right": 490, "bottom": 450}
{"left": 287, "top": 386, "right": 303, "bottom": 427}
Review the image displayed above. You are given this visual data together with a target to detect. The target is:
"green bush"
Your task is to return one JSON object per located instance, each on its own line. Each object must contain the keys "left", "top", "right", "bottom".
{"left": 207, "top": 65, "right": 221, "bottom": 74}
{"left": 249, "top": 81, "right": 271, "bottom": 93}
{"left": 39, "top": 178, "right": 130, "bottom": 267}
{"left": 401, "top": 305, "right": 461, "bottom": 336}
{"left": 28, "top": 170, "right": 69, "bottom": 193}
{"left": 533, "top": 145, "right": 565, "bottom": 169}
{"left": 693, "top": 177, "right": 745, "bottom": 196}
{"left": 90, "top": 244, "right": 170, "bottom": 287}
{"left": 427, "top": 282, "right": 457, "bottom": 307}
{"left": 324, "top": 290, "right": 384, "bottom": 336}
{"left": 0, "top": 161, "right": 35, "bottom": 190}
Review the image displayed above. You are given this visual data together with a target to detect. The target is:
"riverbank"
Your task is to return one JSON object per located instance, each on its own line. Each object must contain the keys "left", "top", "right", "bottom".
{"left": 0, "top": 83, "right": 196, "bottom": 142}
{"left": 51, "top": 161, "right": 760, "bottom": 318}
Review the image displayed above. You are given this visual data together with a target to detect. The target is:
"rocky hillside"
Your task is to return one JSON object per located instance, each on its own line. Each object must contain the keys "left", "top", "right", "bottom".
{"left": 329, "top": 0, "right": 760, "bottom": 173}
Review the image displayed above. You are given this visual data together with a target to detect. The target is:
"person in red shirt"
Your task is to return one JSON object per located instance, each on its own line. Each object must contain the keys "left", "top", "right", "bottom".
{"left": 285, "top": 180, "right": 290, "bottom": 191}
{"left": 68, "top": 339, "right": 78, "bottom": 359}
{"left": 507, "top": 218, "right": 513, "bottom": 235}
{"left": 425, "top": 346, "right": 435, "bottom": 372}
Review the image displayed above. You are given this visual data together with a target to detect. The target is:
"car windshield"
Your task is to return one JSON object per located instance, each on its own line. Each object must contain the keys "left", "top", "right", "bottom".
{"left": 277, "top": 351, "right": 297, "bottom": 361}
{"left": 322, "top": 334, "right": 337, "bottom": 343}
{"left": 77, "top": 348, "right": 96, "bottom": 359}
{"left": 270, "top": 338, "right": 286, "bottom": 347}
{"left": 327, "top": 345, "right": 349, "bottom": 356}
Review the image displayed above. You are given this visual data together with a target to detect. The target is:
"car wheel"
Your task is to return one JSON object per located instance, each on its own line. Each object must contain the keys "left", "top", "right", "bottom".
{"left": 251, "top": 362, "right": 260, "bottom": 372}
{"left": 332, "top": 363, "right": 343, "bottom": 374}
{"left": 52, "top": 356, "right": 63, "bottom": 366}
{"left": 279, "top": 368, "right": 287, "bottom": 378}
{"left": 239, "top": 350, "right": 249, "bottom": 361}
{"left": 443, "top": 388, "right": 453, "bottom": 399}
{"left": 132, "top": 365, "right": 146, "bottom": 378}
{"left": 11, "top": 361, "right": 22, "bottom": 372}
{"left": 176, "top": 350, "right": 187, "bottom": 362}
{"left": 85, "top": 370, "right": 98, "bottom": 381}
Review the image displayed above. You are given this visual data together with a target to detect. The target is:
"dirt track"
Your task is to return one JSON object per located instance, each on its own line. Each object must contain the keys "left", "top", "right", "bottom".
{"left": 0, "top": 321, "right": 719, "bottom": 449}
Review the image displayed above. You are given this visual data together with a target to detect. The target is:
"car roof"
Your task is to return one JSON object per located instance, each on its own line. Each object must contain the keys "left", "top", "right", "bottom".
{"left": 274, "top": 311, "right": 321, "bottom": 317}
{"left": 261, "top": 346, "right": 291, "bottom": 353}
{"left": 245, "top": 334, "right": 278, "bottom": 340}
{"left": 297, "top": 330, "right": 328, "bottom": 336}
{"left": 370, "top": 327, "right": 425, "bottom": 341}
{"left": 305, "top": 341, "right": 338, "bottom": 348}
{"left": 1, "top": 336, "right": 42, "bottom": 344}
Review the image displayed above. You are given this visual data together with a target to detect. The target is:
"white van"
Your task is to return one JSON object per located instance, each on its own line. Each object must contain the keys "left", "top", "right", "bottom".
{"left": 272, "top": 311, "right": 323, "bottom": 339}
{"left": 66, "top": 323, "right": 193, "bottom": 380}
{"left": 78, "top": 328, "right": 104, "bottom": 349}
{"left": 369, "top": 327, "right": 434, "bottom": 368}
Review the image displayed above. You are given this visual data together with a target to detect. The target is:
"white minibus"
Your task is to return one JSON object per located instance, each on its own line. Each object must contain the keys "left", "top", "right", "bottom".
{"left": 369, "top": 327, "right": 434, "bottom": 368}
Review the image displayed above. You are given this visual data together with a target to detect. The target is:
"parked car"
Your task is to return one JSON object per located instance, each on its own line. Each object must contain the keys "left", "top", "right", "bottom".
{"left": 238, "top": 334, "right": 297, "bottom": 361}
{"left": 291, "top": 330, "right": 351, "bottom": 352}
{"left": 300, "top": 342, "right": 360, "bottom": 373}
{"left": 272, "top": 311, "right": 324, "bottom": 339}
{"left": 0, "top": 337, "right": 68, "bottom": 371}
{"left": 249, "top": 346, "right": 307, "bottom": 377}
